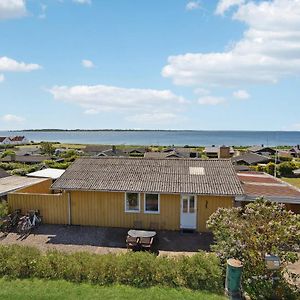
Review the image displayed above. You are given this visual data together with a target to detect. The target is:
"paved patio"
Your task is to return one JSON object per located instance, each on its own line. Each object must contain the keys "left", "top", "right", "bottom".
{"left": 0, "top": 224, "right": 213, "bottom": 255}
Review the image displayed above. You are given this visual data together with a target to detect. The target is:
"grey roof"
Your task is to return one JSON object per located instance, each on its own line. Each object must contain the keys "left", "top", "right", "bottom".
{"left": 289, "top": 146, "right": 300, "bottom": 154}
{"left": 0, "top": 176, "right": 48, "bottom": 196}
{"left": 144, "top": 151, "right": 186, "bottom": 159}
{"left": 248, "top": 146, "right": 276, "bottom": 153}
{"left": 84, "top": 145, "right": 112, "bottom": 154}
{"left": 0, "top": 168, "right": 10, "bottom": 179}
{"left": 232, "top": 152, "right": 271, "bottom": 165}
{"left": 95, "top": 149, "right": 127, "bottom": 157}
{"left": 52, "top": 157, "right": 244, "bottom": 196}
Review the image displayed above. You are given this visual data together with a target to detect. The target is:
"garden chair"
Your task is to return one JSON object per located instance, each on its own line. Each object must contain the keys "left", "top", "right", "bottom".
{"left": 140, "top": 236, "right": 154, "bottom": 250}
{"left": 126, "top": 235, "right": 140, "bottom": 250}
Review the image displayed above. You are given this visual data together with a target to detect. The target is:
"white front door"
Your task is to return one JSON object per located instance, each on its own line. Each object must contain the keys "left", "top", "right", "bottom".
{"left": 180, "top": 194, "right": 197, "bottom": 229}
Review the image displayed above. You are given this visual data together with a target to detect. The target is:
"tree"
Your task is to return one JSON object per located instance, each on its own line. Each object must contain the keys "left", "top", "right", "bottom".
{"left": 207, "top": 199, "right": 300, "bottom": 299}
{"left": 1, "top": 150, "right": 15, "bottom": 159}
{"left": 40, "top": 142, "right": 55, "bottom": 156}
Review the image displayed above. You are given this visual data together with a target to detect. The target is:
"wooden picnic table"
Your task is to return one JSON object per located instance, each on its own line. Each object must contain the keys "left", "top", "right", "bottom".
{"left": 128, "top": 229, "right": 157, "bottom": 239}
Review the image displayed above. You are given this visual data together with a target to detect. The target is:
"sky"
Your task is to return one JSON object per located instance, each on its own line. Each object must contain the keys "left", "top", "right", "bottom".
{"left": 0, "top": 0, "right": 300, "bottom": 131}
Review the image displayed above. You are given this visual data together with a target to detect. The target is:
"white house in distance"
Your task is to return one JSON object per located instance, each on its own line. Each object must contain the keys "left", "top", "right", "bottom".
{"left": 0, "top": 136, "right": 29, "bottom": 145}
{"left": 0, "top": 137, "right": 12, "bottom": 145}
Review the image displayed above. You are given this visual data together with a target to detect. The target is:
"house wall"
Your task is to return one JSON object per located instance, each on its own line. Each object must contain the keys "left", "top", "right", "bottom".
{"left": 8, "top": 192, "right": 68, "bottom": 224}
{"left": 7, "top": 188, "right": 235, "bottom": 231}
{"left": 70, "top": 191, "right": 180, "bottom": 230}
{"left": 17, "top": 179, "right": 52, "bottom": 194}
{"left": 197, "top": 196, "right": 234, "bottom": 232}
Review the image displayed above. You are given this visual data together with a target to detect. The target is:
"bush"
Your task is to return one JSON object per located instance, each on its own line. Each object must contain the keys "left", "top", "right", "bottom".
{"left": 0, "top": 201, "right": 8, "bottom": 218}
{"left": 207, "top": 199, "right": 300, "bottom": 299}
{"left": 278, "top": 162, "right": 298, "bottom": 177}
{"left": 0, "top": 245, "right": 223, "bottom": 293}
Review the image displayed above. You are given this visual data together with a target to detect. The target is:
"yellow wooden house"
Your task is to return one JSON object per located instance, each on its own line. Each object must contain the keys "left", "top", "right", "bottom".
{"left": 48, "top": 157, "right": 243, "bottom": 232}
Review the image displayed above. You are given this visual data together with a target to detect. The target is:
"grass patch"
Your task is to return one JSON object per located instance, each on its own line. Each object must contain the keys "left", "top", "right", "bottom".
{"left": 0, "top": 278, "right": 226, "bottom": 300}
{"left": 282, "top": 177, "right": 300, "bottom": 188}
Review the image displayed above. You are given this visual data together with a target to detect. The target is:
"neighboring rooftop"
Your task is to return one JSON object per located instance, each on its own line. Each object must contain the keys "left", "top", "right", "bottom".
{"left": 231, "top": 152, "right": 271, "bottom": 165}
{"left": 27, "top": 168, "right": 65, "bottom": 180}
{"left": 52, "top": 157, "right": 244, "bottom": 196}
{"left": 0, "top": 176, "right": 48, "bottom": 196}
{"left": 237, "top": 172, "right": 300, "bottom": 204}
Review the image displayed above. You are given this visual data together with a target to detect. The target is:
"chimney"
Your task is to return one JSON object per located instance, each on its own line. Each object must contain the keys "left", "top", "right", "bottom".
{"left": 218, "top": 146, "right": 231, "bottom": 159}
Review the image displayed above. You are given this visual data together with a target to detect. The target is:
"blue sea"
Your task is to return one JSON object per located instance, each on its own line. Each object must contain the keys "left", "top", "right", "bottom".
{"left": 0, "top": 130, "right": 300, "bottom": 146}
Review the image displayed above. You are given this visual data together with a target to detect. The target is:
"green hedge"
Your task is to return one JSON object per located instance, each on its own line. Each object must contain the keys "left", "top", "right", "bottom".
{"left": 0, "top": 245, "right": 223, "bottom": 292}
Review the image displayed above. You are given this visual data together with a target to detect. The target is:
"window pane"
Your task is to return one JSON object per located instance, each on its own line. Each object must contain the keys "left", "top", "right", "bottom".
{"left": 189, "top": 196, "right": 195, "bottom": 213}
{"left": 126, "top": 193, "right": 139, "bottom": 211}
{"left": 145, "top": 194, "right": 159, "bottom": 212}
{"left": 182, "top": 198, "right": 188, "bottom": 213}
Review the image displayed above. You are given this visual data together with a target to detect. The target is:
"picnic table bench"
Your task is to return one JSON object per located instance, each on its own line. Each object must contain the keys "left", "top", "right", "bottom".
{"left": 126, "top": 230, "right": 157, "bottom": 250}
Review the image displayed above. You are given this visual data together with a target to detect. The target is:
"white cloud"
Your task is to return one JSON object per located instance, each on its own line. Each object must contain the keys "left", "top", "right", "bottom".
{"left": 0, "top": 74, "right": 4, "bottom": 82}
{"left": 0, "top": 56, "right": 41, "bottom": 72}
{"left": 1, "top": 114, "right": 25, "bottom": 123}
{"left": 81, "top": 59, "right": 95, "bottom": 68}
{"left": 215, "top": 0, "right": 245, "bottom": 15}
{"left": 198, "top": 96, "right": 226, "bottom": 105}
{"left": 162, "top": 0, "right": 300, "bottom": 87}
{"left": 0, "top": 0, "right": 27, "bottom": 20}
{"left": 49, "top": 84, "right": 187, "bottom": 123}
{"left": 233, "top": 89, "right": 250, "bottom": 99}
{"left": 194, "top": 88, "right": 210, "bottom": 96}
{"left": 186, "top": 1, "right": 201, "bottom": 11}
{"left": 73, "top": 0, "right": 91, "bottom": 4}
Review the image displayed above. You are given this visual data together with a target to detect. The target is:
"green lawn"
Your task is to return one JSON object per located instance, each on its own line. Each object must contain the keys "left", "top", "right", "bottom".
{"left": 0, "top": 278, "right": 226, "bottom": 300}
{"left": 282, "top": 177, "right": 300, "bottom": 188}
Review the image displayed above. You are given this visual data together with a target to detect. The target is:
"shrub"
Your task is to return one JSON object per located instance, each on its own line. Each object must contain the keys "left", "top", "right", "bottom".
{"left": 278, "top": 161, "right": 297, "bottom": 177}
{"left": 207, "top": 199, "right": 300, "bottom": 299}
{"left": 0, "top": 201, "right": 8, "bottom": 218}
{"left": 0, "top": 245, "right": 223, "bottom": 293}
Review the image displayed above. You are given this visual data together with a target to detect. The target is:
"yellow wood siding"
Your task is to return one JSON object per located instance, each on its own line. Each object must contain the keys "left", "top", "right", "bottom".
{"left": 197, "top": 195, "right": 234, "bottom": 232}
{"left": 17, "top": 179, "right": 52, "bottom": 194}
{"left": 8, "top": 192, "right": 68, "bottom": 224}
{"left": 70, "top": 191, "right": 180, "bottom": 230}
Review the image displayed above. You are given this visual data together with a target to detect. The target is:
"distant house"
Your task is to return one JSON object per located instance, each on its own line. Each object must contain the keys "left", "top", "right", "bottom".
{"left": 248, "top": 145, "right": 276, "bottom": 156}
{"left": 84, "top": 145, "right": 114, "bottom": 156}
{"left": 237, "top": 171, "right": 300, "bottom": 213}
{"left": 124, "top": 147, "right": 147, "bottom": 157}
{"left": 203, "top": 146, "right": 234, "bottom": 158}
{"left": 293, "top": 169, "right": 300, "bottom": 176}
{"left": 289, "top": 145, "right": 300, "bottom": 158}
{"left": 8, "top": 157, "right": 244, "bottom": 232}
{"left": 9, "top": 136, "right": 29, "bottom": 145}
{"left": 231, "top": 152, "right": 271, "bottom": 166}
{"left": 0, "top": 137, "right": 11, "bottom": 145}
{"left": 144, "top": 151, "right": 184, "bottom": 159}
{"left": 95, "top": 146, "right": 127, "bottom": 157}
{"left": 162, "top": 147, "right": 199, "bottom": 158}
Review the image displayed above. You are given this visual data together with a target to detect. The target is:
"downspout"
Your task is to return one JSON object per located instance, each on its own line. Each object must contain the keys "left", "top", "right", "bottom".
{"left": 67, "top": 191, "right": 71, "bottom": 225}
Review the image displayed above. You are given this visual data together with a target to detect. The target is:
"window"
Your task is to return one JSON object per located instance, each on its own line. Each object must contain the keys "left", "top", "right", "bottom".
{"left": 144, "top": 193, "right": 160, "bottom": 214}
{"left": 125, "top": 192, "right": 140, "bottom": 213}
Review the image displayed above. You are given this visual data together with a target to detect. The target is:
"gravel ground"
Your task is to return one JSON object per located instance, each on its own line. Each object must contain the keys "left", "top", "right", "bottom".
{"left": 0, "top": 224, "right": 212, "bottom": 256}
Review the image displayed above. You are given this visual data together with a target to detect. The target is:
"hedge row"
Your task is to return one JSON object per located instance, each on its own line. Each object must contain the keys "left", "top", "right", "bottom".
{"left": 0, "top": 245, "right": 223, "bottom": 292}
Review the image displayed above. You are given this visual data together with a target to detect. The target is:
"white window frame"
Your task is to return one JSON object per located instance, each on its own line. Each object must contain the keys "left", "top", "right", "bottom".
{"left": 125, "top": 192, "right": 140, "bottom": 213}
{"left": 144, "top": 193, "right": 160, "bottom": 214}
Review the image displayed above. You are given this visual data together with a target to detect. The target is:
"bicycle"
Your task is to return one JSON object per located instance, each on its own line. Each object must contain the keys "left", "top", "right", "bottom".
{"left": 0, "top": 209, "right": 21, "bottom": 234}
{"left": 17, "top": 210, "right": 42, "bottom": 235}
